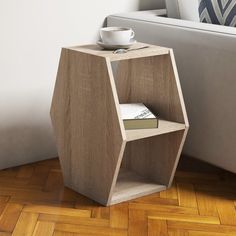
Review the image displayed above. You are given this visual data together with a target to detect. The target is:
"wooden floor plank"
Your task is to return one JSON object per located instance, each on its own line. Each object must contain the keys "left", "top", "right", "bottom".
{"left": 23, "top": 205, "right": 91, "bottom": 218}
{"left": 188, "top": 231, "right": 236, "bottom": 236}
{"left": 0, "top": 157, "right": 235, "bottom": 236}
{"left": 0, "top": 197, "right": 10, "bottom": 205}
{"left": 55, "top": 223, "right": 127, "bottom": 236}
{"left": 110, "top": 203, "right": 128, "bottom": 229}
{"left": 32, "top": 221, "right": 55, "bottom": 236}
{"left": 160, "top": 181, "right": 178, "bottom": 200}
{"left": 196, "top": 191, "right": 218, "bottom": 217}
{"left": 177, "top": 183, "right": 198, "bottom": 208}
{"left": 12, "top": 212, "right": 38, "bottom": 236}
{"left": 149, "top": 213, "right": 220, "bottom": 224}
{"left": 53, "top": 231, "right": 76, "bottom": 236}
{"left": 0, "top": 232, "right": 11, "bottom": 236}
{"left": 175, "top": 171, "right": 220, "bottom": 181}
{"left": 168, "top": 229, "right": 189, "bottom": 236}
{"left": 39, "top": 213, "right": 109, "bottom": 227}
{"left": 16, "top": 165, "right": 34, "bottom": 179}
{"left": 28, "top": 164, "right": 51, "bottom": 187}
{"left": 0, "top": 188, "right": 61, "bottom": 203}
{"left": 216, "top": 198, "right": 236, "bottom": 226}
{"left": 129, "top": 203, "right": 198, "bottom": 215}
{"left": 75, "top": 195, "right": 97, "bottom": 211}
{"left": 0, "top": 167, "right": 19, "bottom": 178}
{"left": 0, "top": 197, "right": 9, "bottom": 217}
{"left": 43, "top": 170, "right": 64, "bottom": 192}
{"left": 0, "top": 178, "right": 37, "bottom": 190}
{"left": 128, "top": 209, "right": 147, "bottom": 236}
{"left": 148, "top": 218, "right": 168, "bottom": 236}
{"left": 91, "top": 206, "right": 110, "bottom": 219}
{"left": 0, "top": 203, "right": 23, "bottom": 232}
{"left": 133, "top": 195, "right": 178, "bottom": 205}
{"left": 168, "top": 221, "right": 236, "bottom": 234}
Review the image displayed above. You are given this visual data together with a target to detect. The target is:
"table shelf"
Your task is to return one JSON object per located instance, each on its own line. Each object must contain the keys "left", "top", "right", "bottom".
{"left": 125, "top": 120, "right": 186, "bottom": 141}
{"left": 111, "top": 168, "right": 166, "bottom": 205}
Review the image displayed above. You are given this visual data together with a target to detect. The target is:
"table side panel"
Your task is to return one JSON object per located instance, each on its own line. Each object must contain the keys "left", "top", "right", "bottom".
{"left": 51, "top": 49, "right": 124, "bottom": 205}
{"left": 50, "top": 49, "right": 72, "bottom": 183}
{"left": 114, "top": 54, "right": 185, "bottom": 124}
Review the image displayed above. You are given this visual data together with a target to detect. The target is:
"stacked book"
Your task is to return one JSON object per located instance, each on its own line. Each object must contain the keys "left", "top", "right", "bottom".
{"left": 120, "top": 103, "right": 158, "bottom": 130}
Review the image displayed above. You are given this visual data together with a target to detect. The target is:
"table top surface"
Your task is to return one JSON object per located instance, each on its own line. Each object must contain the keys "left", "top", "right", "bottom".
{"left": 65, "top": 42, "right": 171, "bottom": 61}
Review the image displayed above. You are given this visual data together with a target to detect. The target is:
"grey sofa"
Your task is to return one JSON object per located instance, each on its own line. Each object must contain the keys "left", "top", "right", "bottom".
{"left": 107, "top": 10, "right": 236, "bottom": 173}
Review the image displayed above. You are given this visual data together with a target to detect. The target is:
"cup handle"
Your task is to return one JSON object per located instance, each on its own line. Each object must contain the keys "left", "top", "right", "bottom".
{"left": 131, "top": 30, "right": 135, "bottom": 39}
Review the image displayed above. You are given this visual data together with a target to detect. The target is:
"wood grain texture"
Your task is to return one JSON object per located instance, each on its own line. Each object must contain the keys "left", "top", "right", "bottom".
{"left": 216, "top": 198, "right": 236, "bottom": 226}
{"left": 23, "top": 205, "right": 91, "bottom": 218}
{"left": 148, "top": 218, "right": 168, "bottom": 236}
{"left": 114, "top": 54, "right": 185, "bottom": 123}
{"left": 177, "top": 183, "right": 198, "bottom": 208}
{"left": 50, "top": 44, "right": 188, "bottom": 205}
{"left": 128, "top": 209, "right": 147, "bottom": 236}
{"left": 160, "top": 180, "right": 178, "bottom": 200}
{"left": 50, "top": 49, "right": 72, "bottom": 184}
{"left": 0, "top": 203, "right": 23, "bottom": 232}
{"left": 68, "top": 43, "right": 169, "bottom": 61}
{"left": 51, "top": 49, "right": 124, "bottom": 205}
{"left": 53, "top": 231, "right": 76, "bottom": 236}
{"left": 129, "top": 203, "right": 198, "bottom": 215}
{"left": 55, "top": 223, "right": 127, "bottom": 236}
{"left": 32, "top": 221, "right": 55, "bottom": 236}
{"left": 111, "top": 169, "right": 166, "bottom": 205}
{"left": 122, "top": 131, "right": 185, "bottom": 186}
{"left": 38, "top": 214, "right": 109, "bottom": 227}
{"left": 110, "top": 203, "right": 128, "bottom": 229}
{"left": 149, "top": 213, "right": 220, "bottom": 224}
{"left": 114, "top": 50, "right": 188, "bottom": 188}
{"left": 12, "top": 212, "right": 38, "bottom": 236}
{"left": 43, "top": 169, "right": 63, "bottom": 192}
{"left": 0, "top": 158, "right": 235, "bottom": 235}
{"left": 125, "top": 120, "right": 185, "bottom": 141}
{"left": 0, "top": 232, "right": 11, "bottom": 236}
{"left": 196, "top": 191, "right": 218, "bottom": 217}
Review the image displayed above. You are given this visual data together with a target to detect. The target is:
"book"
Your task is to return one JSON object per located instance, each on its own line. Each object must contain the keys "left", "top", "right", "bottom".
{"left": 120, "top": 103, "right": 158, "bottom": 129}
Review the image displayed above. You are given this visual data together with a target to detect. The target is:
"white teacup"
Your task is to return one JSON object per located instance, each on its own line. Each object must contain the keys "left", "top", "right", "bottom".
{"left": 100, "top": 27, "right": 135, "bottom": 45}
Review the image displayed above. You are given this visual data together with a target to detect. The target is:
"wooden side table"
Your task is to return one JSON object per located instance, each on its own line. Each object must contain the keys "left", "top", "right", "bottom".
{"left": 50, "top": 43, "right": 189, "bottom": 206}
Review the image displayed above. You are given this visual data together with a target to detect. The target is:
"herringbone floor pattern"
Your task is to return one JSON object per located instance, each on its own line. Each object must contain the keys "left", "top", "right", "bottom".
{"left": 0, "top": 157, "right": 236, "bottom": 236}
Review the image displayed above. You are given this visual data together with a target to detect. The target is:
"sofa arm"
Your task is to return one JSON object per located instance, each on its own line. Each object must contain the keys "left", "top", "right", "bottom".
{"left": 108, "top": 10, "right": 236, "bottom": 36}
{"left": 107, "top": 11, "right": 236, "bottom": 173}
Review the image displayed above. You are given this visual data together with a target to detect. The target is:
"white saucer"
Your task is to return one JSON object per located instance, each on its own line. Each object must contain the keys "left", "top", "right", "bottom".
{"left": 97, "top": 39, "right": 137, "bottom": 50}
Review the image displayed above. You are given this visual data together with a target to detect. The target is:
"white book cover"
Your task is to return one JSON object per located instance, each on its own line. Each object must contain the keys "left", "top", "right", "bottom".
{"left": 120, "top": 103, "right": 156, "bottom": 120}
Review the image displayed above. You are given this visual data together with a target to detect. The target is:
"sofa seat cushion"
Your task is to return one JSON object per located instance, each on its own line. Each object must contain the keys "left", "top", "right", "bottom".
{"left": 199, "top": 0, "right": 236, "bottom": 26}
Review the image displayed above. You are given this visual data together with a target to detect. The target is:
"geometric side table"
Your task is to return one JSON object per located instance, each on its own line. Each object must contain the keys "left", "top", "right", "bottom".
{"left": 50, "top": 42, "right": 189, "bottom": 206}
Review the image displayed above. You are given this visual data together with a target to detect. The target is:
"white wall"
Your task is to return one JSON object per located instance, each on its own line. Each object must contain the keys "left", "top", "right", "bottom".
{"left": 0, "top": 0, "right": 164, "bottom": 169}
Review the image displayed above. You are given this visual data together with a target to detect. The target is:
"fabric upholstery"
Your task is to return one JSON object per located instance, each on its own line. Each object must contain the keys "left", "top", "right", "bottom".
{"left": 199, "top": 0, "right": 236, "bottom": 26}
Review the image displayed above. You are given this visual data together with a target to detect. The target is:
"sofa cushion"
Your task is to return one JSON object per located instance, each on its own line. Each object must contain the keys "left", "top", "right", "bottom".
{"left": 165, "top": 0, "right": 200, "bottom": 21}
{"left": 199, "top": 0, "right": 236, "bottom": 26}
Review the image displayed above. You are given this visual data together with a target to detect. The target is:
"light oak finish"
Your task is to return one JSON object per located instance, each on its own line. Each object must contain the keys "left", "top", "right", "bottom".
{"left": 0, "top": 158, "right": 235, "bottom": 235}
{"left": 111, "top": 168, "right": 166, "bottom": 205}
{"left": 50, "top": 42, "right": 189, "bottom": 205}
{"left": 68, "top": 43, "right": 169, "bottom": 62}
{"left": 125, "top": 120, "right": 185, "bottom": 141}
{"left": 50, "top": 49, "right": 124, "bottom": 206}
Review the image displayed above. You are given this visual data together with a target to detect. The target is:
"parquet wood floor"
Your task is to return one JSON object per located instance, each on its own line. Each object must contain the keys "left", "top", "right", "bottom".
{"left": 0, "top": 156, "right": 235, "bottom": 236}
